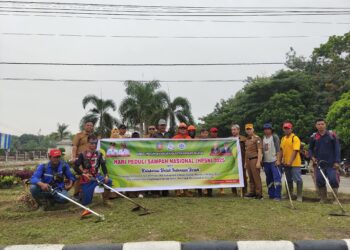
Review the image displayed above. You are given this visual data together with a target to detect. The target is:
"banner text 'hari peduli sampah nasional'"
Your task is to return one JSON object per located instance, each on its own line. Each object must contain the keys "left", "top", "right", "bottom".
{"left": 99, "top": 138, "right": 244, "bottom": 191}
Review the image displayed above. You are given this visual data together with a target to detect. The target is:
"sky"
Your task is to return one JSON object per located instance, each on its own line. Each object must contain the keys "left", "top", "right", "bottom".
{"left": 0, "top": 0, "right": 350, "bottom": 136}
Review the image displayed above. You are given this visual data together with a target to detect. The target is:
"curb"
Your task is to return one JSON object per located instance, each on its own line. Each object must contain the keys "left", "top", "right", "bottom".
{"left": 2, "top": 240, "right": 350, "bottom": 250}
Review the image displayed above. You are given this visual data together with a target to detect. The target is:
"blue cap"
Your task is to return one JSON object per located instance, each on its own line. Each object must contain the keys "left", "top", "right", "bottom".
{"left": 263, "top": 123, "right": 273, "bottom": 129}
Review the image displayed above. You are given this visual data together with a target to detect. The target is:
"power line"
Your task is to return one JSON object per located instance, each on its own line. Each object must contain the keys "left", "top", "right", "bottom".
{"left": 0, "top": 77, "right": 246, "bottom": 83}
{"left": 1, "top": 32, "right": 331, "bottom": 39}
{"left": 2, "top": 1, "right": 350, "bottom": 11}
{"left": 1, "top": 12, "right": 348, "bottom": 25}
{"left": 2, "top": 9, "right": 350, "bottom": 16}
{"left": 0, "top": 61, "right": 285, "bottom": 66}
{"left": 2, "top": 5, "right": 350, "bottom": 15}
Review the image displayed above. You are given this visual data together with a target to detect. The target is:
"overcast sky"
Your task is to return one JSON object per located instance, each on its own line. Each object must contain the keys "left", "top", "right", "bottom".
{"left": 0, "top": 0, "right": 349, "bottom": 136}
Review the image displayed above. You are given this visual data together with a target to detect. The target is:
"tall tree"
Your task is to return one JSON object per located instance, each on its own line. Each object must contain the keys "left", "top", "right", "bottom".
{"left": 156, "top": 96, "right": 194, "bottom": 135}
{"left": 327, "top": 91, "right": 350, "bottom": 156}
{"left": 80, "top": 95, "right": 118, "bottom": 137}
{"left": 51, "top": 123, "right": 70, "bottom": 141}
{"left": 119, "top": 80, "right": 194, "bottom": 135}
{"left": 119, "top": 80, "right": 166, "bottom": 135}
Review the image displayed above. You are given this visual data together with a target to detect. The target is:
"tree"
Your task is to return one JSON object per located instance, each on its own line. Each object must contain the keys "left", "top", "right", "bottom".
{"left": 119, "top": 80, "right": 166, "bottom": 135}
{"left": 156, "top": 96, "right": 194, "bottom": 135}
{"left": 200, "top": 71, "right": 317, "bottom": 138}
{"left": 119, "top": 80, "right": 194, "bottom": 135}
{"left": 327, "top": 91, "right": 350, "bottom": 156}
{"left": 201, "top": 32, "right": 350, "bottom": 140}
{"left": 80, "top": 95, "right": 118, "bottom": 138}
{"left": 50, "top": 123, "right": 70, "bottom": 141}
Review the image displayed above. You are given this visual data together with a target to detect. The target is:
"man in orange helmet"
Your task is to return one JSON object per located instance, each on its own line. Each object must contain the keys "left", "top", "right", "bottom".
{"left": 173, "top": 123, "right": 191, "bottom": 139}
{"left": 187, "top": 125, "right": 197, "bottom": 139}
{"left": 173, "top": 123, "right": 192, "bottom": 196}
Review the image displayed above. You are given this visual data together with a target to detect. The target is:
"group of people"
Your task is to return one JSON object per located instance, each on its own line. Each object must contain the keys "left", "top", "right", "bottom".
{"left": 29, "top": 117, "right": 341, "bottom": 216}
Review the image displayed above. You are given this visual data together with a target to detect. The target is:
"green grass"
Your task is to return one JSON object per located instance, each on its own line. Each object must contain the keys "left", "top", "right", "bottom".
{"left": 0, "top": 186, "right": 350, "bottom": 245}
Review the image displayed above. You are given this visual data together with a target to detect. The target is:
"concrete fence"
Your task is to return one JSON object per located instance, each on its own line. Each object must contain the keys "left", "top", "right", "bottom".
{"left": 0, "top": 151, "right": 48, "bottom": 162}
{"left": 1, "top": 240, "right": 350, "bottom": 250}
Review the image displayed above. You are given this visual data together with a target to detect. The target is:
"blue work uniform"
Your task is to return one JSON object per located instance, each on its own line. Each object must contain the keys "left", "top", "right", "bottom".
{"left": 30, "top": 160, "right": 76, "bottom": 204}
{"left": 308, "top": 131, "right": 341, "bottom": 188}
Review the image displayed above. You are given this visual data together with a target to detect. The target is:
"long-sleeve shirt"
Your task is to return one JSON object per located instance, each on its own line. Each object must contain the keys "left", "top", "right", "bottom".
{"left": 30, "top": 160, "right": 75, "bottom": 189}
{"left": 308, "top": 131, "right": 341, "bottom": 165}
{"left": 74, "top": 150, "right": 108, "bottom": 176}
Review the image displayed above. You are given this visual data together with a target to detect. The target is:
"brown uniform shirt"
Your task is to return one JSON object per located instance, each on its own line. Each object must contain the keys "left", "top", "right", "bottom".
{"left": 245, "top": 134, "right": 262, "bottom": 159}
{"left": 72, "top": 131, "right": 90, "bottom": 156}
{"left": 238, "top": 135, "right": 247, "bottom": 166}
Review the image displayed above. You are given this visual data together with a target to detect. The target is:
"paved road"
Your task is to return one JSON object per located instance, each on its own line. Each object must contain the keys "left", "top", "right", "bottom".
{"left": 261, "top": 172, "right": 350, "bottom": 194}
{"left": 302, "top": 172, "right": 350, "bottom": 193}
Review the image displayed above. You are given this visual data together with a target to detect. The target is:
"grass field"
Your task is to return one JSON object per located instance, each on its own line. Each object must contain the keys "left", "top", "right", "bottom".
{"left": 0, "top": 186, "right": 350, "bottom": 245}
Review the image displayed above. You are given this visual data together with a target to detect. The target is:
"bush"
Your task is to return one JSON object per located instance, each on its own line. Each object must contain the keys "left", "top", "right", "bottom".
{"left": 0, "top": 176, "right": 20, "bottom": 189}
{"left": 0, "top": 169, "right": 34, "bottom": 180}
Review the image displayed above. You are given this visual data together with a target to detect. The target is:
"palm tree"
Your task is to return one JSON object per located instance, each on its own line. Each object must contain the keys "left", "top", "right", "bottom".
{"left": 119, "top": 80, "right": 167, "bottom": 135}
{"left": 119, "top": 80, "right": 194, "bottom": 135}
{"left": 80, "top": 95, "right": 119, "bottom": 137}
{"left": 158, "top": 96, "right": 194, "bottom": 135}
{"left": 50, "top": 123, "right": 70, "bottom": 141}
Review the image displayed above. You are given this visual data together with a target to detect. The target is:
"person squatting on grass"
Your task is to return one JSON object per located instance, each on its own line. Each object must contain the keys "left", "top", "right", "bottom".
{"left": 74, "top": 135, "right": 112, "bottom": 218}
{"left": 279, "top": 121, "right": 303, "bottom": 202}
{"left": 308, "top": 118, "right": 341, "bottom": 204}
{"left": 30, "top": 149, "right": 75, "bottom": 210}
{"left": 262, "top": 123, "right": 282, "bottom": 201}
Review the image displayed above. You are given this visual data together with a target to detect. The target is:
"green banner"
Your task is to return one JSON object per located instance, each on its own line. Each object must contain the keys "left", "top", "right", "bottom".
{"left": 99, "top": 138, "right": 243, "bottom": 191}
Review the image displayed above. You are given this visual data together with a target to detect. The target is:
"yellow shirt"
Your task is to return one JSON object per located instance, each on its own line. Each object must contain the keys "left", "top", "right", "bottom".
{"left": 280, "top": 133, "right": 301, "bottom": 167}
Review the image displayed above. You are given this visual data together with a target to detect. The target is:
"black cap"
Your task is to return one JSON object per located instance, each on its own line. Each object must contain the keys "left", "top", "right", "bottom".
{"left": 118, "top": 124, "right": 127, "bottom": 129}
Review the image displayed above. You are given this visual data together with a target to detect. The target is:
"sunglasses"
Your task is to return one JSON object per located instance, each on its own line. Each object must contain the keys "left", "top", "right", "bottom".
{"left": 179, "top": 127, "right": 187, "bottom": 129}
{"left": 89, "top": 141, "right": 98, "bottom": 145}
{"left": 148, "top": 128, "right": 156, "bottom": 130}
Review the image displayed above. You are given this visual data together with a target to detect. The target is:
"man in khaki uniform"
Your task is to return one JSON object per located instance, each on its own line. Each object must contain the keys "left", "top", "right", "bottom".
{"left": 71, "top": 121, "right": 94, "bottom": 198}
{"left": 244, "top": 123, "right": 263, "bottom": 200}
{"left": 72, "top": 121, "right": 94, "bottom": 160}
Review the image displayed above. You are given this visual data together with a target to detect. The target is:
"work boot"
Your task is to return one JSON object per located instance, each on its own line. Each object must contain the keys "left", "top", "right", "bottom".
{"left": 231, "top": 188, "right": 238, "bottom": 197}
{"left": 175, "top": 190, "right": 182, "bottom": 197}
{"left": 332, "top": 188, "right": 339, "bottom": 205}
{"left": 207, "top": 189, "right": 213, "bottom": 197}
{"left": 283, "top": 183, "right": 294, "bottom": 199}
{"left": 81, "top": 209, "right": 92, "bottom": 218}
{"left": 244, "top": 193, "right": 256, "bottom": 199}
{"left": 183, "top": 190, "right": 193, "bottom": 197}
{"left": 102, "top": 190, "right": 112, "bottom": 207}
{"left": 35, "top": 199, "right": 50, "bottom": 211}
{"left": 319, "top": 187, "right": 328, "bottom": 204}
{"left": 296, "top": 182, "right": 303, "bottom": 202}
